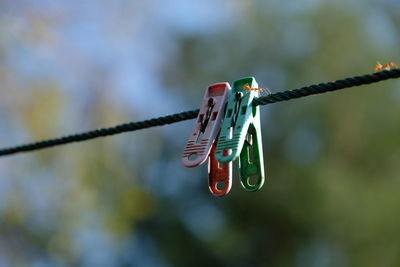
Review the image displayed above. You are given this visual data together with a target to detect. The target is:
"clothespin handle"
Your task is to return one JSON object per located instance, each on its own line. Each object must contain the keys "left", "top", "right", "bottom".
{"left": 239, "top": 122, "right": 265, "bottom": 191}
{"left": 208, "top": 138, "right": 232, "bottom": 196}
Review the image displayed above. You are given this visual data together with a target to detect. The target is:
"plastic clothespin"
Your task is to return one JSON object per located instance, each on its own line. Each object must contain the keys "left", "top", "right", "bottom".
{"left": 182, "top": 83, "right": 232, "bottom": 196}
{"left": 215, "top": 77, "right": 265, "bottom": 192}
{"left": 182, "top": 82, "right": 231, "bottom": 167}
{"left": 208, "top": 138, "right": 232, "bottom": 196}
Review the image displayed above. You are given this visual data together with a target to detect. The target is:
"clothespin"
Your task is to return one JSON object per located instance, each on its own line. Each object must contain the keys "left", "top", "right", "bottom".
{"left": 215, "top": 77, "right": 265, "bottom": 192}
{"left": 182, "top": 83, "right": 232, "bottom": 196}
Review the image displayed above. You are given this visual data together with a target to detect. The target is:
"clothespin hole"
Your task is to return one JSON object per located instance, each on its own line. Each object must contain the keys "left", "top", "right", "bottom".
{"left": 211, "top": 112, "right": 218, "bottom": 121}
{"left": 247, "top": 175, "right": 260, "bottom": 187}
{"left": 197, "top": 114, "right": 204, "bottom": 123}
{"left": 246, "top": 136, "right": 255, "bottom": 163}
{"left": 216, "top": 181, "right": 226, "bottom": 191}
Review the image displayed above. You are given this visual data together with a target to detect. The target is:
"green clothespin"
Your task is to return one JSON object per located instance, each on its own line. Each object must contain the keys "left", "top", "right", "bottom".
{"left": 215, "top": 77, "right": 265, "bottom": 191}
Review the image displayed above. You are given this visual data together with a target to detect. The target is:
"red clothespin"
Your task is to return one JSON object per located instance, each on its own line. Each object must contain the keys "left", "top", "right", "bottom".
{"left": 182, "top": 82, "right": 232, "bottom": 196}
{"left": 208, "top": 139, "right": 232, "bottom": 196}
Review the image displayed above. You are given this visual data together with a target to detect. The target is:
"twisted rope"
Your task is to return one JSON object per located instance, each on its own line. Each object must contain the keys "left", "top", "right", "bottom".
{"left": 253, "top": 69, "right": 400, "bottom": 105}
{"left": 0, "top": 110, "right": 199, "bottom": 156}
{"left": 0, "top": 69, "right": 399, "bottom": 157}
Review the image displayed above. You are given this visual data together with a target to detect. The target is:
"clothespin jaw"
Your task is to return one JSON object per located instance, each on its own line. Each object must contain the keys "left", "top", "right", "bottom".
{"left": 215, "top": 77, "right": 259, "bottom": 163}
{"left": 182, "top": 83, "right": 231, "bottom": 168}
{"left": 208, "top": 139, "right": 232, "bottom": 196}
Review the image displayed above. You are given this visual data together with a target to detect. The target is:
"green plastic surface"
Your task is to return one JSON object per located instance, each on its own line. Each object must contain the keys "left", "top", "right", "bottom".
{"left": 239, "top": 116, "right": 265, "bottom": 191}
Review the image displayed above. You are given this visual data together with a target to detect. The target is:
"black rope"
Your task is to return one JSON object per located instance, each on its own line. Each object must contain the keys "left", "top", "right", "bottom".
{"left": 0, "top": 69, "right": 399, "bottom": 157}
{"left": 0, "top": 110, "right": 199, "bottom": 157}
{"left": 253, "top": 69, "right": 400, "bottom": 105}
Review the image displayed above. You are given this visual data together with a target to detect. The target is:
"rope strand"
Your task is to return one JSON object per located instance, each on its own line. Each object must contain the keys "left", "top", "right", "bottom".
{"left": 0, "top": 69, "right": 399, "bottom": 157}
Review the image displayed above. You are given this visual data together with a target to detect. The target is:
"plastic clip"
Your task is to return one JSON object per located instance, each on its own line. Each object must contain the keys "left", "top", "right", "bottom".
{"left": 215, "top": 77, "right": 265, "bottom": 191}
{"left": 208, "top": 138, "right": 232, "bottom": 196}
{"left": 182, "top": 82, "right": 231, "bottom": 167}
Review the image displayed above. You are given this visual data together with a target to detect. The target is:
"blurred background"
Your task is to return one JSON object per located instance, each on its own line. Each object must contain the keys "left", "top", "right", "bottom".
{"left": 0, "top": 0, "right": 400, "bottom": 266}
